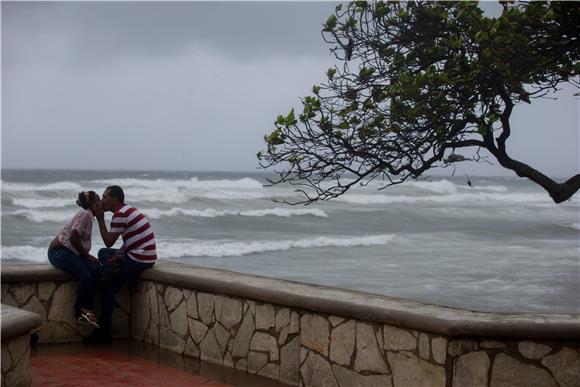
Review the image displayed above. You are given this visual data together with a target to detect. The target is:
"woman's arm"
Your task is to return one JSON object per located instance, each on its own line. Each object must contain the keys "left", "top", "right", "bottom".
{"left": 69, "top": 230, "right": 98, "bottom": 262}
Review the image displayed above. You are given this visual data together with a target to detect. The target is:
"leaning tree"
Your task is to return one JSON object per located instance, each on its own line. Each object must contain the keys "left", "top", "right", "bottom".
{"left": 258, "top": 1, "right": 580, "bottom": 204}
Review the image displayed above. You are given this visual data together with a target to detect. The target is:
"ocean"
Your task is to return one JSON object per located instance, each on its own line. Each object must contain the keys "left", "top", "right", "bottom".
{"left": 1, "top": 169, "right": 578, "bottom": 313}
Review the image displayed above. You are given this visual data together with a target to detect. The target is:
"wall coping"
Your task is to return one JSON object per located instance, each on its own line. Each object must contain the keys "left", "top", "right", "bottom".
{"left": 1, "top": 303, "right": 43, "bottom": 340}
{"left": 2, "top": 263, "right": 579, "bottom": 339}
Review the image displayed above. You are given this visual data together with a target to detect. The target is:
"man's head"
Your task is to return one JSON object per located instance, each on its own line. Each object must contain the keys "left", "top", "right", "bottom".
{"left": 102, "top": 185, "right": 125, "bottom": 212}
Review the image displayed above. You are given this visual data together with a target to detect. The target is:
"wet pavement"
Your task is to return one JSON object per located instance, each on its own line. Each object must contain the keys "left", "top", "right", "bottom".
{"left": 31, "top": 340, "right": 289, "bottom": 387}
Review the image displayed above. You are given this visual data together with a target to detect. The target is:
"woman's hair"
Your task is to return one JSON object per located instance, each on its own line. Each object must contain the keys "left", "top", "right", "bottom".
{"left": 76, "top": 191, "right": 98, "bottom": 210}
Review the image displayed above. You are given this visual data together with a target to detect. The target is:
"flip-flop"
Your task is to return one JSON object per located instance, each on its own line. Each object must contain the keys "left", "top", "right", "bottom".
{"left": 78, "top": 312, "right": 100, "bottom": 328}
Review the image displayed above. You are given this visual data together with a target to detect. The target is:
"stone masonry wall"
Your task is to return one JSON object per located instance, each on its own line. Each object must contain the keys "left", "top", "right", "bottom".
{"left": 130, "top": 280, "right": 580, "bottom": 387}
{"left": 1, "top": 333, "right": 32, "bottom": 387}
{"left": 2, "top": 264, "right": 579, "bottom": 387}
{"left": 1, "top": 281, "right": 130, "bottom": 343}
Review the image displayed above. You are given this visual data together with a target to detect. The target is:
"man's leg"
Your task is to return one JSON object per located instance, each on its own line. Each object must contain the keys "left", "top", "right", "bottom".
{"left": 95, "top": 254, "right": 153, "bottom": 340}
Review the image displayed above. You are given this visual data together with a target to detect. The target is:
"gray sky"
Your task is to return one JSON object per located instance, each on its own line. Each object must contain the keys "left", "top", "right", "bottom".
{"left": 2, "top": 1, "right": 579, "bottom": 178}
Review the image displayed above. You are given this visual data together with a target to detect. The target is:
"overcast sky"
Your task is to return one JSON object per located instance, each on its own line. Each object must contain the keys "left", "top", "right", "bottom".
{"left": 2, "top": 1, "right": 578, "bottom": 178}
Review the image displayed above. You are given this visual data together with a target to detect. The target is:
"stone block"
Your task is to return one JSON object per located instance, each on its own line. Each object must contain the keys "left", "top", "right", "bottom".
{"left": 197, "top": 293, "right": 214, "bottom": 325}
{"left": 301, "top": 351, "right": 338, "bottom": 387}
{"left": 329, "top": 316, "right": 345, "bottom": 327}
{"left": 301, "top": 313, "right": 329, "bottom": 357}
{"left": 255, "top": 303, "right": 275, "bottom": 331}
{"left": 247, "top": 351, "right": 268, "bottom": 373}
{"left": 289, "top": 311, "right": 300, "bottom": 334}
{"left": 169, "top": 300, "right": 188, "bottom": 337}
{"left": 491, "top": 354, "right": 557, "bottom": 387}
{"left": 541, "top": 348, "right": 580, "bottom": 387}
{"left": 131, "top": 292, "right": 149, "bottom": 340}
{"left": 280, "top": 336, "right": 300, "bottom": 385}
{"left": 333, "top": 364, "right": 392, "bottom": 387}
{"left": 163, "top": 286, "right": 183, "bottom": 312}
{"left": 258, "top": 363, "right": 279, "bottom": 380}
{"left": 354, "top": 322, "right": 388, "bottom": 374}
{"left": 213, "top": 323, "right": 230, "bottom": 356}
{"left": 184, "top": 337, "right": 200, "bottom": 358}
{"left": 518, "top": 341, "right": 552, "bottom": 360}
{"left": 276, "top": 308, "right": 290, "bottom": 333}
{"left": 186, "top": 291, "right": 198, "bottom": 319}
{"left": 251, "top": 332, "right": 278, "bottom": 361}
{"left": 159, "top": 326, "right": 186, "bottom": 354}
{"left": 189, "top": 319, "right": 209, "bottom": 345}
{"left": 48, "top": 283, "right": 76, "bottom": 324}
{"left": 200, "top": 329, "right": 222, "bottom": 364}
{"left": 10, "top": 284, "right": 35, "bottom": 305}
{"left": 37, "top": 282, "right": 56, "bottom": 302}
{"left": 330, "top": 319, "right": 355, "bottom": 367}
{"left": 432, "top": 337, "right": 447, "bottom": 365}
{"left": 452, "top": 351, "right": 490, "bottom": 387}
{"left": 232, "top": 310, "right": 255, "bottom": 359}
{"left": 21, "top": 295, "right": 46, "bottom": 320}
{"left": 387, "top": 351, "right": 446, "bottom": 387}
{"left": 418, "top": 333, "right": 430, "bottom": 360}
{"left": 383, "top": 325, "right": 416, "bottom": 351}
{"left": 448, "top": 339, "right": 478, "bottom": 357}
{"left": 215, "top": 296, "right": 242, "bottom": 330}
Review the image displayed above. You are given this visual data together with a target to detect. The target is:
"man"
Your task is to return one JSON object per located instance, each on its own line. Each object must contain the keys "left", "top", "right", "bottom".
{"left": 84, "top": 185, "right": 157, "bottom": 343}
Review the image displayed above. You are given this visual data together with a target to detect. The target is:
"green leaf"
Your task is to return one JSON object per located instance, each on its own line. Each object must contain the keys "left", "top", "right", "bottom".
{"left": 324, "top": 15, "right": 337, "bottom": 31}
{"left": 327, "top": 68, "right": 337, "bottom": 79}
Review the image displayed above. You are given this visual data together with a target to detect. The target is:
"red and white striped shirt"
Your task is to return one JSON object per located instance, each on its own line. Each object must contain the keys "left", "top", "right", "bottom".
{"left": 110, "top": 204, "right": 157, "bottom": 263}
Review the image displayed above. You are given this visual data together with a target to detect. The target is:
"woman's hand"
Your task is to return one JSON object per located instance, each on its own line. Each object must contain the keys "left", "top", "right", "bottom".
{"left": 86, "top": 254, "right": 99, "bottom": 264}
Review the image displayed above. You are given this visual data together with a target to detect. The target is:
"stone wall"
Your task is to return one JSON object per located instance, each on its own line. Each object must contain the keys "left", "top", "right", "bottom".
{"left": 1, "top": 304, "right": 43, "bottom": 387}
{"left": 131, "top": 278, "right": 580, "bottom": 387}
{"left": 2, "top": 263, "right": 579, "bottom": 387}
{"left": 1, "top": 266, "right": 130, "bottom": 343}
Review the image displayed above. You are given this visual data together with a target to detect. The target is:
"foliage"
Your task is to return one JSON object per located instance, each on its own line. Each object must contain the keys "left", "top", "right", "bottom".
{"left": 259, "top": 1, "right": 580, "bottom": 204}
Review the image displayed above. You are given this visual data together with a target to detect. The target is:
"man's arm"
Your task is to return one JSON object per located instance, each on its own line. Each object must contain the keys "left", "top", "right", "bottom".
{"left": 96, "top": 217, "right": 121, "bottom": 247}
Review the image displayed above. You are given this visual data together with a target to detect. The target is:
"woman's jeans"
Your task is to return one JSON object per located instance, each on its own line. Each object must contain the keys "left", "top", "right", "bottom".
{"left": 98, "top": 248, "right": 154, "bottom": 336}
{"left": 47, "top": 247, "right": 101, "bottom": 317}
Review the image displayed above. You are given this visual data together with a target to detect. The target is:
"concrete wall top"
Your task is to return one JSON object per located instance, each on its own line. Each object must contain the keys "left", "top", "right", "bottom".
{"left": 3, "top": 263, "right": 579, "bottom": 339}
{"left": 1, "top": 303, "right": 43, "bottom": 340}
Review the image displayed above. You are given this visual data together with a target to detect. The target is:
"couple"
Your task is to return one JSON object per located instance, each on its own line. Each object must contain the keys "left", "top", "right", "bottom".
{"left": 47, "top": 185, "right": 156, "bottom": 343}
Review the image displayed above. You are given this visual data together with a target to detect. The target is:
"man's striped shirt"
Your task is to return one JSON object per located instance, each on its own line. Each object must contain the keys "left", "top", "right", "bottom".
{"left": 110, "top": 204, "right": 157, "bottom": 263}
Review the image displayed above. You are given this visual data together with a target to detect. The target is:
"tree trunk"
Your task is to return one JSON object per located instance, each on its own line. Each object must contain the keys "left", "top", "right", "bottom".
{"left": 492, "top": 151, "right": 580, "bottom": 203}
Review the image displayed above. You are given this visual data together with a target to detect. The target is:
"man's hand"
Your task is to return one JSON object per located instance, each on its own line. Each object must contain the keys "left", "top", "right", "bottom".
{"left": 94, "top": 200, "right": 105, "bottom": 220}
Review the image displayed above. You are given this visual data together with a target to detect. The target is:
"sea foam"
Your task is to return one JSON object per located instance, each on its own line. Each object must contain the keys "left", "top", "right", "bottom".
{"left": 157, "top": 234, "right": 394, "bottom": 258}
{"left": 142, "top": 207, "right": 327, "bottom": 219}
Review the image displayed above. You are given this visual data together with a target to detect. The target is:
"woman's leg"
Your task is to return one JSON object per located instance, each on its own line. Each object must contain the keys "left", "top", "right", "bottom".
{"left": 48, "top": 247, "right": 100, "bottom": 317}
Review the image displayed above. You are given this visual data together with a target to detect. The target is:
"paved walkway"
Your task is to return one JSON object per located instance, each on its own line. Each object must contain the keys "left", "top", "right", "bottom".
{"left": 31, "top": 341, "right": 287, "bottom": 387}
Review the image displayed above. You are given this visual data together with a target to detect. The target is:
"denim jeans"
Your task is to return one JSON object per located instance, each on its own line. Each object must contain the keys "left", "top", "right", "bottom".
{"left": 47, "top": 246, "right": 101, "bottom": 317}
{"left": 98, "top": 248, "right": 154, "bottom": 335}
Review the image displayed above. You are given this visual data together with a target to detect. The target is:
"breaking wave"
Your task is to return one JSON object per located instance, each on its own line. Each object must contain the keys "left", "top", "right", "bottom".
{"left": 0, "top": 234, "right": 394, "bottom": 262}
{"left": 142, "top": 207, "right": 327, "bottom": 219}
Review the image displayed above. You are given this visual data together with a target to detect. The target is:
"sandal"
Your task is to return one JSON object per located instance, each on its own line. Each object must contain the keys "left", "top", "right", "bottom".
{"left": 77, "top": 311, "right": 100, "bottom": 328}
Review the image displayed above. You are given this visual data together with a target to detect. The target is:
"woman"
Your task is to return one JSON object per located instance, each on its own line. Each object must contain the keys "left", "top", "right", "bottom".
{"left": 48, "top": 191, "right": 101, "bottom": 327}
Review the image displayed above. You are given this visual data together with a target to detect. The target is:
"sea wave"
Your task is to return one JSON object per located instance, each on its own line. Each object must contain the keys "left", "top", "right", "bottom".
{"left": 0, "top": 234, "right": 394, "bottom": 262}
{"left": 142, "top": 207, "right": 327, "bottom": 219}
{"left": 339, "top": 192, "right": 551, "bottom": 205}
{"left": 12, "top": 198, "right": 74, "bottom": 209}
{"left": 90, "top": 177, "right": 263, "bottom": 190}
{"left": 2, "top": 206, "right": 327, "bottom": 223}
{"left": 157, "top": 234, "right": 394, "bottom": 258}
{"left": 2, "top": 181, "right": 84, "bottom": 192}
{"left": 4, "top": 209, "right": 74, "bottom": 223}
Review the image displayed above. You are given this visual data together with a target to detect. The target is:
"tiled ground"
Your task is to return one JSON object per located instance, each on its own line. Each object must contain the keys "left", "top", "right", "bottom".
{"left": 31, "top": 340, "right": 288, "bottom": 387}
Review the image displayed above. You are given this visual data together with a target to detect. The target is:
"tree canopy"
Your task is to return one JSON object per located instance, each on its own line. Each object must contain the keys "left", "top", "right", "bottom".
{"left": 258, "top": 1, "right": 580, "bottom": 204}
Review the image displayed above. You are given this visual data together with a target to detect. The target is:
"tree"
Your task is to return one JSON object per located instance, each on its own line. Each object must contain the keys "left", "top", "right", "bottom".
{"left": 258, "top": 1, "right": 580, "bottom": 204}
